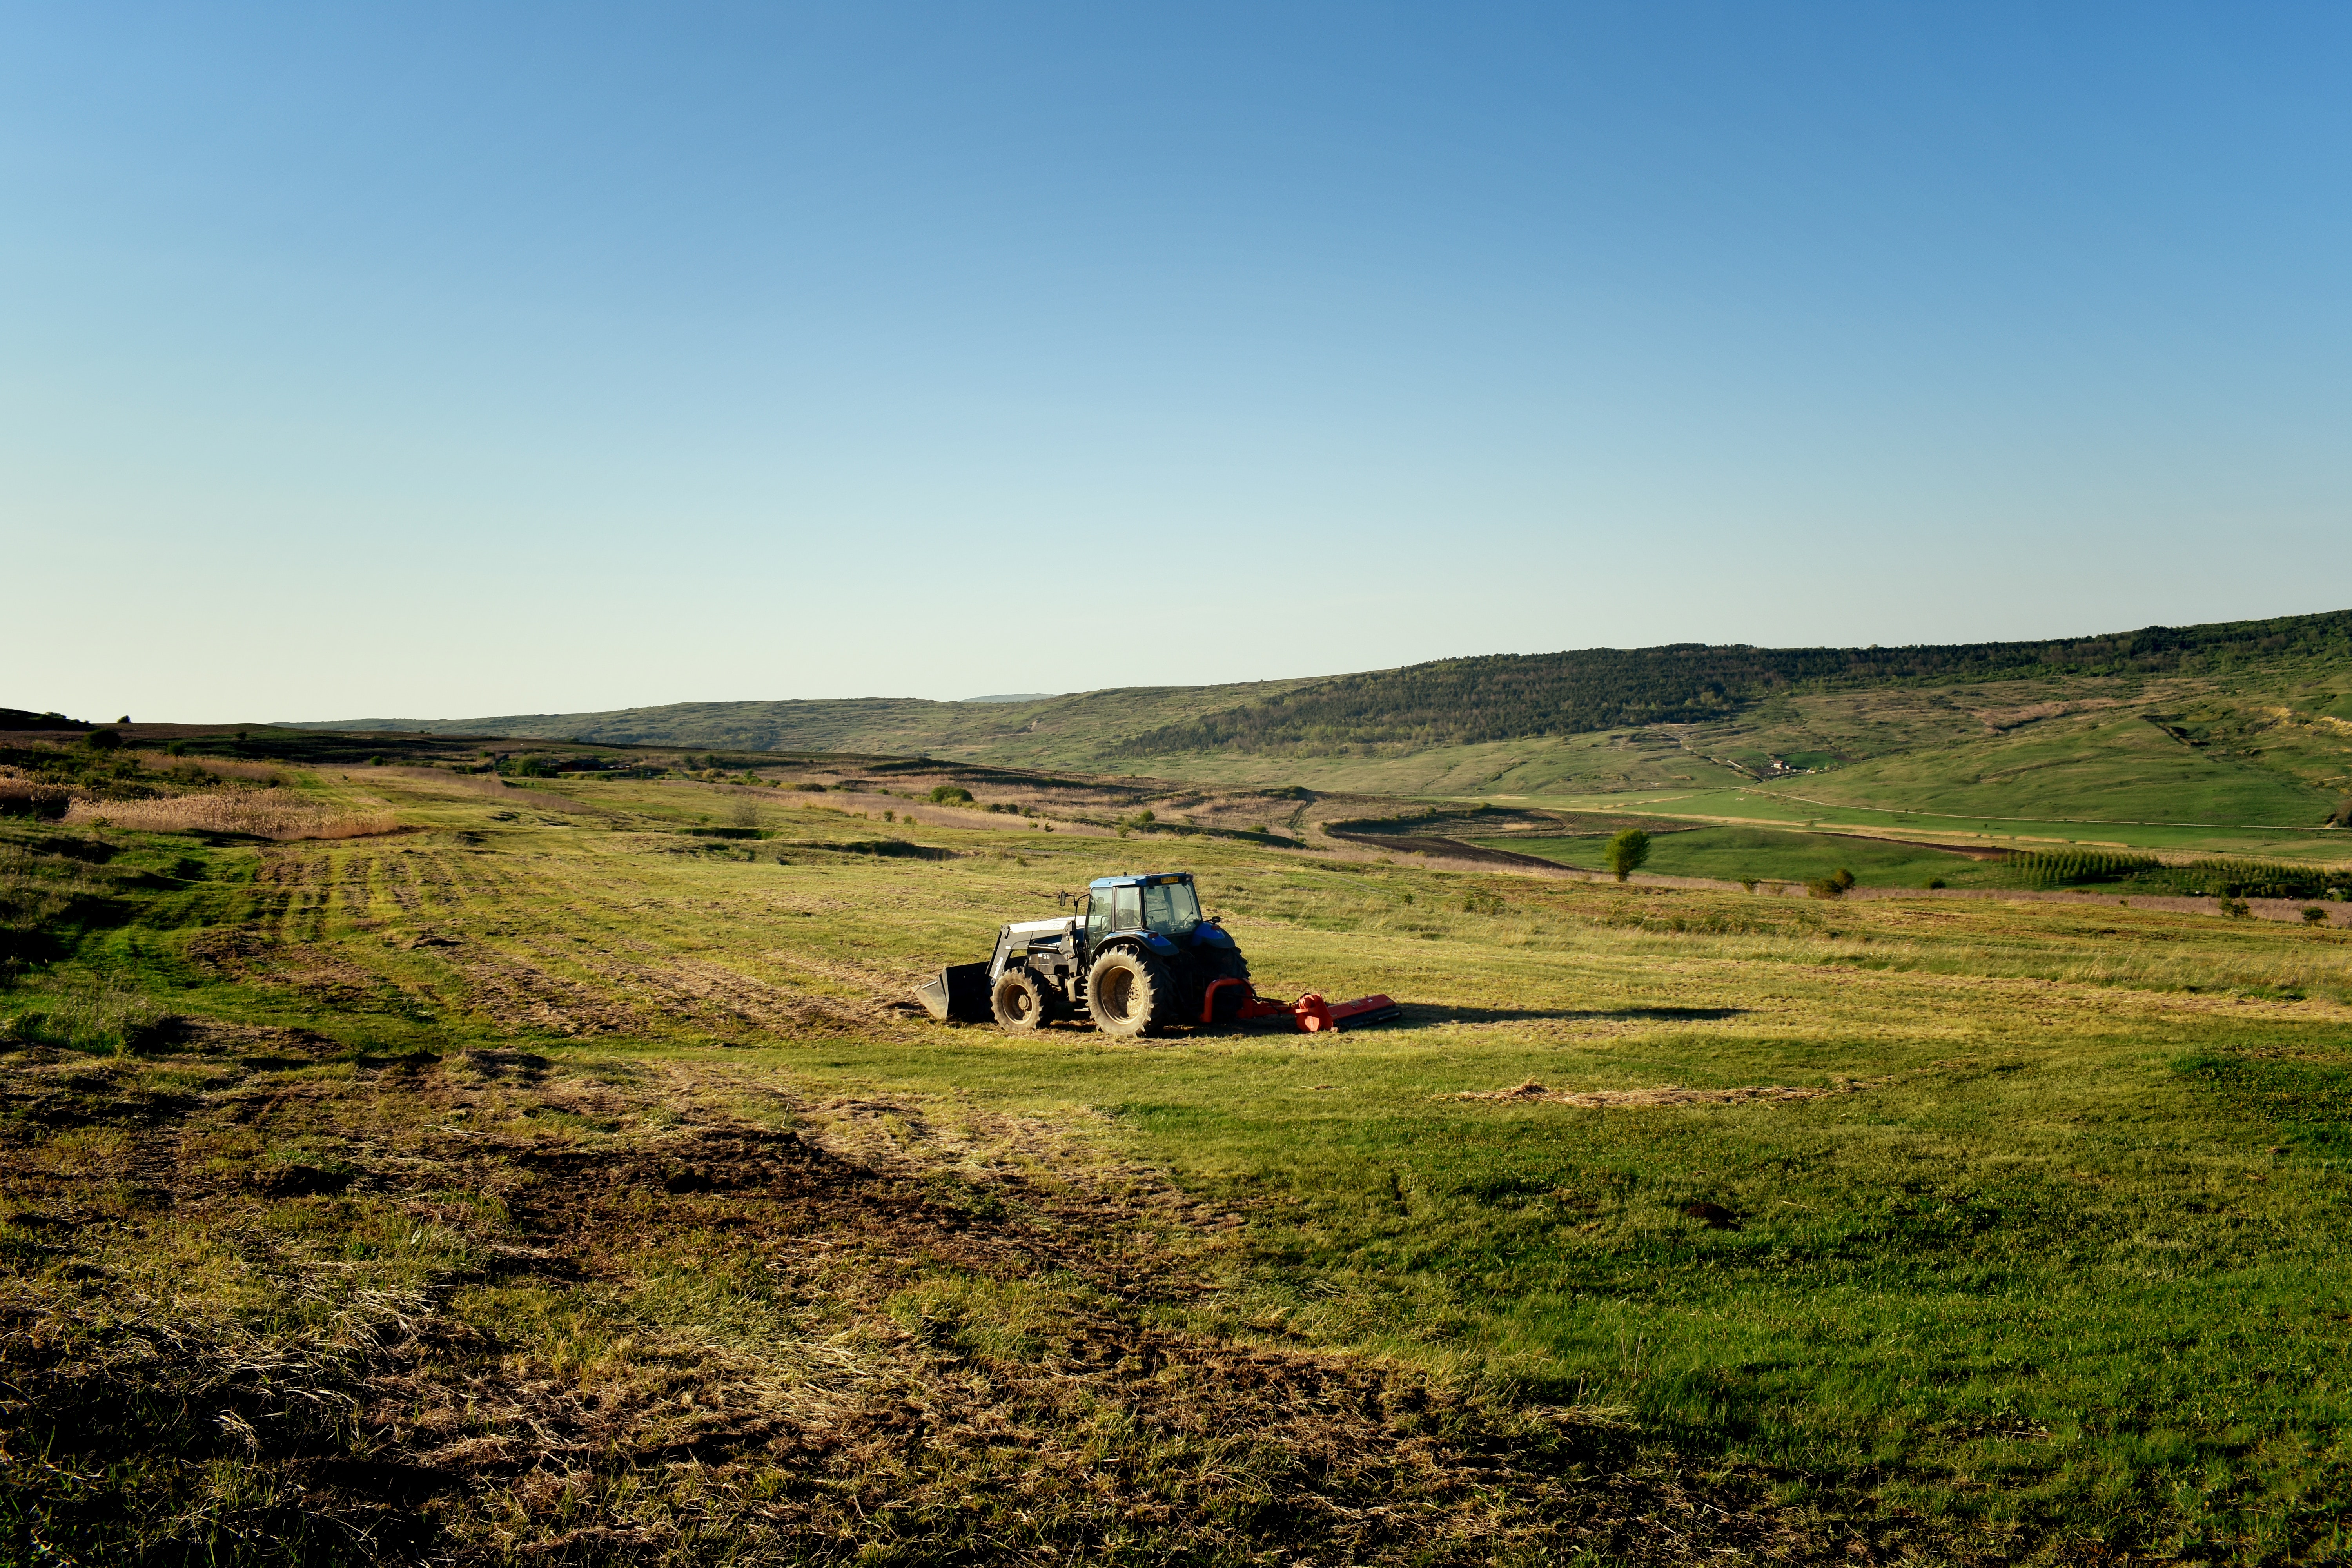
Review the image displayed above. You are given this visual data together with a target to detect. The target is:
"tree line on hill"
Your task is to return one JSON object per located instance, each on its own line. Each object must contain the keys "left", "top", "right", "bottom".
{"left": 1117, "top": 610, "right": 2352, "bottom": 756}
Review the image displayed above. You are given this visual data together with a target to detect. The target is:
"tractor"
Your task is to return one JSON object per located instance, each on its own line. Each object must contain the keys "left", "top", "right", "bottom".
{"left": 914, "top": 871, "right": 1398, "bottom": 1037}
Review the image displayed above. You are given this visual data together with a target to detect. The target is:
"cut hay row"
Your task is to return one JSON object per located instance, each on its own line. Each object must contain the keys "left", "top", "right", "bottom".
{"left": 62, "top": 791, "right": 397, "bottom": 840}
{"left": 1458, "top": 1078, "right": 1869, "bottom": 1107}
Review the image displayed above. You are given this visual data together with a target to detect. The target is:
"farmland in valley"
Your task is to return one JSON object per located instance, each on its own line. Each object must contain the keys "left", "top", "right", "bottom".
{"left": 292, "top": 610, "right": 2352, "bottom": 856}
{"left": 5, "top": 730, "right": 2352, "bottom": 1561}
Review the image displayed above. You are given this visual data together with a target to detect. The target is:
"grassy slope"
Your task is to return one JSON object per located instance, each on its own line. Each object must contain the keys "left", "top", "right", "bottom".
{"left": 1138, "top": 669, "right": 2352, "bottom": 855}
{"left": 287, "top": 646, "right": 2352, "bottom": 849}
{"left": 293, "top": 679, "right": 1323, "bottom": 762}
{"left": 7, "top": 766, "right": 2352, "bottom": 1561}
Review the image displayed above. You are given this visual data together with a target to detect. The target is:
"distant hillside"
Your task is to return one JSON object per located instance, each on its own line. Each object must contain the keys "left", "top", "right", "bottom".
{"left": 291, "top": 681, "right": 1321, "bottom": 764}
{"left": 305, "top": 610, "right": 2352, "bottom": 762}
{"left": 291, "top": 609, "right": 2352, "bottom": 831}
{"left": 1118, "top": 610, "right": 2352, "bottom": 757}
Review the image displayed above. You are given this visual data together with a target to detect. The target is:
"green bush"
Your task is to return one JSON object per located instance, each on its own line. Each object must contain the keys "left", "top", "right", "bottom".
{"left": 929, "top": 786, "right": 973, "bottom": 805}
{"left": 1807, "top": 868, "right": 1857, "bottom": 899}
{"left": 1604, "top": 829, "right": 1650, "bottom": 883}
{"left": 83, "top": 729, "right": 121, "bottom": 752}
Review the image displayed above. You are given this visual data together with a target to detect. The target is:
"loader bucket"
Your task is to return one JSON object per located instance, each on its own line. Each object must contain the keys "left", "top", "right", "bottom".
{"left": 915, "top": 962, "right": 993, "bottom": 1023}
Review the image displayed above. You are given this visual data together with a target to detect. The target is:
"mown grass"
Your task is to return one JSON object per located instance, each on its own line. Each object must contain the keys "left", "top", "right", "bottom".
{"left": 6, "top": 768, "right": 2352, "bottom": 1563}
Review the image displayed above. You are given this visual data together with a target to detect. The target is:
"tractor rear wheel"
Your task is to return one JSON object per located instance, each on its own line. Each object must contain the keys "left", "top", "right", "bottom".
{"left": 1086, "top": 947, "right": 1174, "bottom": 1038}
{"left": 991, "top": 967, "right": 1055, "bottom": 1030}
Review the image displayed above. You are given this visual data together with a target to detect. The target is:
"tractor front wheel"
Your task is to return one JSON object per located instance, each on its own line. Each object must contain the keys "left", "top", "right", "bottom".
{"left": 992, "top": 967, "right": 1055, "bottom": 1030}
{"left": 1086, "top": 947, "right": 1174, "bottom": 1038}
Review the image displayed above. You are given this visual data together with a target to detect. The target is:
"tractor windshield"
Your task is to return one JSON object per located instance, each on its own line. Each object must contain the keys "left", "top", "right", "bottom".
{"left": 1140, "top": 879, "right": 1201, "bottom": 935}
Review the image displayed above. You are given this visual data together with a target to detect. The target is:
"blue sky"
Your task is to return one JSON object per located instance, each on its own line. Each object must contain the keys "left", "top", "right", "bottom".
{"left": 4, "top": 2, "right": 2347, "bottom": 721}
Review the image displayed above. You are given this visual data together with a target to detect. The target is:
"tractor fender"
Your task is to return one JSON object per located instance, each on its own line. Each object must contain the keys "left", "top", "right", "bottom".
{"left": 1102, "top": 932, "right": 1181, "bottom": 960}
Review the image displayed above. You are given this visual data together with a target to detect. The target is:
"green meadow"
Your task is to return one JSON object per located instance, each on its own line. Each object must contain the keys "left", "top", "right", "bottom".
{"left": 6, "top": 755, "right": 2352, "bottom": 1563}
{"left": 1468, "top": 825, "right": 2011, "bottom": 888}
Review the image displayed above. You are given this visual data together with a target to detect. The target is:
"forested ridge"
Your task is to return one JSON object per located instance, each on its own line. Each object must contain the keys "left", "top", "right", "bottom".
{"left": 1119, "top": 610, "right": 2352, "bottom": 756}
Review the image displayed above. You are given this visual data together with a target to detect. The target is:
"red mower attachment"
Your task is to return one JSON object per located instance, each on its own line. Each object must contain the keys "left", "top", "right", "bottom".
{"left": 1201, "top": 979, "right": 1402, "bottom": 1033}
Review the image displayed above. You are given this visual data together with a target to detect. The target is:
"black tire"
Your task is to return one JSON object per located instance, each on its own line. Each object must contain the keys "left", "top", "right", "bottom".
{"left": 1086, "top": 946, "right": 1174, "bottom": 1038}
{"left": 991, "top": 967, "right": 1055, "bottom": 1030}
{"left": 1198, "top": 940, "right": 1252, "bottom": 1025}
{"left": 1202, "top": 941, "right": 1250, "bottom": 987}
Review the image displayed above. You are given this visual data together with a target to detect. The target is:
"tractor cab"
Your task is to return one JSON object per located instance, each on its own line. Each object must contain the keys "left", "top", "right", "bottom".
{"left": 1083, "top": 872, "right": 1204, "bottom": 946}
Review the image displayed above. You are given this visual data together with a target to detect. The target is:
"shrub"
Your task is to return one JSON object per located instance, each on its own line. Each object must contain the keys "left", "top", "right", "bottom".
{"left": 1807, "top": 868, "right": 1857, "bottom": 899}
{"left": 929, "top": 786, "right": 973, "bottom": 805}
{"left": 1739, "top": 877, "right": 1758, "bottom": 893}
{"left": 2302, "top": 906, "right": 2330, "bottom": 926}
{"left": 164, "top": 740, "right": 186, "bottom": 757}
{"left": 2215, "top": 895, "right": 2250, "bottom": 918}
{"left": 1604, "top": 829, "right": 1651, "bottom": 883}
{"left": 1926, "top": 877, "right": 1947, "bottom": 890}
{"left": 84, "top": 729, "right": 122, "bottom": 752}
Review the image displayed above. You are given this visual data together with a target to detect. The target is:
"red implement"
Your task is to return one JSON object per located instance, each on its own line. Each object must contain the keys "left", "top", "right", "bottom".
{"left": 1201, "top": 979, "right": 1400, "bottom": 1032}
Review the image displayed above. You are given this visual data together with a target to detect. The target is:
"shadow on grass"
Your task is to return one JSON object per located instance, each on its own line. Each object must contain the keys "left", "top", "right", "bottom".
{"left": 1392, "top": 1003, "right": 1751, "bottom": 1026}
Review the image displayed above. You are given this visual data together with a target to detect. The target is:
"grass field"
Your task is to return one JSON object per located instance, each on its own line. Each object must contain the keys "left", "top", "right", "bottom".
{"left": 1466, "top": 826, "right": 2013, "bottom": 889}
{"left": 8, "top": 760, "right": 2352, "bottom": 1563}
{"left": 1509, "top": 787, "right": 2352, "bottom": 864}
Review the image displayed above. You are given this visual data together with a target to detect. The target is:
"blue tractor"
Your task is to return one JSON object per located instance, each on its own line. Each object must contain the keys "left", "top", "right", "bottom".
{"left": 915, "top": 871, "right": 1252, "bottom": 1037}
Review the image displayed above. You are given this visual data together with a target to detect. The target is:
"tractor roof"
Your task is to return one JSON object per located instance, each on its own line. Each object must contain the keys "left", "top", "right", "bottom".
{"left": 1089, "top": 872, "right": 1192, "bottom": 889}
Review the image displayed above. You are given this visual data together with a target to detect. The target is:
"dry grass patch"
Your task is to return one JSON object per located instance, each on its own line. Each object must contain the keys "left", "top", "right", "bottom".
{"left": 63, "top": 791, "right": 397, "bottom": 840}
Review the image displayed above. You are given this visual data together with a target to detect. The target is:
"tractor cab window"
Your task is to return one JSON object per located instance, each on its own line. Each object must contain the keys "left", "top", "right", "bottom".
{"left": 1109, "top": 886, "right": 1143, "bottom": 931}
{"left": 1141, "top": 879, "right": 1200, "bottom": 935}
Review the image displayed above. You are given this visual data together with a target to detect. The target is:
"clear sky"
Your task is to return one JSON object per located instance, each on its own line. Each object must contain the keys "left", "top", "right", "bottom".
{"left": 5, "top": 3, "right": 2348, "bottom": 722}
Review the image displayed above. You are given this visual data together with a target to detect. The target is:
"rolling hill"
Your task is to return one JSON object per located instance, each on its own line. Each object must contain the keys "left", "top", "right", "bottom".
{"left": 293, "top": 609, "right": 2352, "bottom": 833}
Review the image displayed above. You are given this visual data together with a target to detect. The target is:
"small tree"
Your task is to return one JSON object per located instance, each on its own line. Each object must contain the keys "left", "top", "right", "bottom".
{"left": 2302, "top": 906, "right": 2330, "bottom": 926}
{"left": 929, "top": 785, "right": 973, "bottom": 805}
{"left": 1605, "top": 829, "right": 1651, "bottom": 882}
{"left": 84, "top": 729, "right": 122, "bottom": 751}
